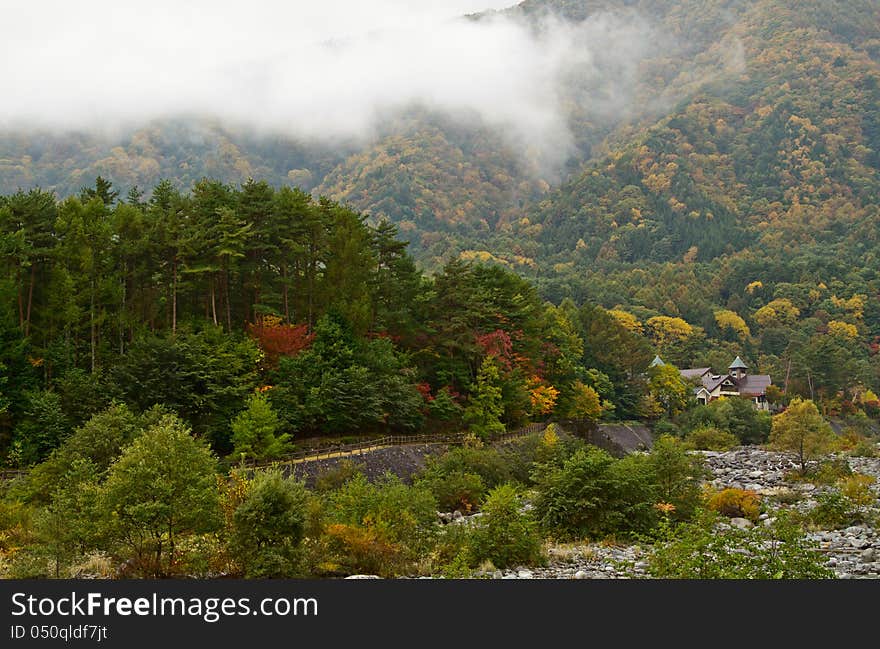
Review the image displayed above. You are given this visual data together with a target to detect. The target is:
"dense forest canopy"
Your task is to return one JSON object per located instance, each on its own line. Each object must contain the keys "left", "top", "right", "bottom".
{"left": 0, "top": 173, "right": 878, "bottom": 469}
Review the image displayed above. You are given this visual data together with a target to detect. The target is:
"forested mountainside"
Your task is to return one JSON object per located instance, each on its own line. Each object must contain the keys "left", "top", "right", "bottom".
{"left": 3, "top": 2, "right": 879, "bottom": 268}
{"left": 0, "top": 120, "right": 347, "bottom": 198}
{"left": 0, "top": 1, "right": 769, "bottom": 263}
{"left": 2, "top": 0, "right": 880, "bottom": 433}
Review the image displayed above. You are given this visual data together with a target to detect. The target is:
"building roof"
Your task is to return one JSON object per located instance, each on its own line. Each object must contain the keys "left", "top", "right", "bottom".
{"left": 650, "top": 355, "right": 665, "bottom": 367}
{"left": 729, "top": 356, "right": 748, "bottom": 370}
{"left": 702, "top": 374, "right": 735, "bottom": 392}
{"left": 737, "top": 374, "right": 772, "bottom": 396}
{"left": 680, "top": 367, "right": 711, "bottom": 380}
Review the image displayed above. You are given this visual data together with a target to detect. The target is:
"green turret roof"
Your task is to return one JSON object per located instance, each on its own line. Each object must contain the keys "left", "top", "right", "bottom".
{"left": 729, "top": 356, "right": 748, "bottom": 370}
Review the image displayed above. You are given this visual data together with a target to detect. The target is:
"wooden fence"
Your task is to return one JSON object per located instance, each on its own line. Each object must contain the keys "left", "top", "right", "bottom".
{"left": 0, "top": 421, "right": 554, "bottom": 483}
{"left": 239, "top": 421, "right": 550, "bottom": 470}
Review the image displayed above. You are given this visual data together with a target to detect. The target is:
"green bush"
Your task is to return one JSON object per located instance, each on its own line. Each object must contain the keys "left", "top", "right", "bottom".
{"left": 810, "top": 458, "right": 853, "bottom": 485}
{"left": 810, "top": 475, "right": 877, "bottom": 528}
{"left": 416, "top": 445, "right": 510, "bottom": 511}
{"left": 313, "top": 459, "right": 364, "bottom": 493}
{"left": 847, "top": 437, "right": 878, "bottom": 458}
{"left": 683, "top": 426, "right": 739, "bottom": 451}
{"left": 431, "top": 523, "right": 477, "bottom": 579}
{"left": 497, "top": 429, "right": 586, "bottom": 485}
{"left": 469, "top": 485, "right": 544, "bottom": 569}
{"left": 418, "top": 470, "right": 486, "bottom": 513}
{"left": 681, "top": 398, "right": 770, "bottom": 445}
{"left": 648, "top": 510, "right": 834, "bottom": 579}
{"left": 810, "top": 491, "right": 856, "bottom": 529}
{"left": 647, "top": 435, "right": 706, "bottom": 521}
{"left": 532, "top": 446, "right": 659, "bottom": 540}
{"left": 230, "top": 470, "right": 309, "bottom": 577}
{"left": 323, "top": 473, "right": 439, "bottom": 575}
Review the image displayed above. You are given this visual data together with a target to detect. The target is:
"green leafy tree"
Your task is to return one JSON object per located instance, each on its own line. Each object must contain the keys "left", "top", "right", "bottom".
{"left": 647, "top": 435, "right": 706, "bottom": 521}
{"left": 231, "top": 391, "right": 291, "bottom": 461}
{"left": 469, "top": 484, "right": 544, "bottom": 569}
{"left": 464, "top": 357, "right": 506, "bottom": 439}
{"left": 230, "top": 469, "right": 308, "bottom": 577}
{"left": 647, "top": 363, "right": 691, "bottom": 418}
{"left": 768, "top": 397, "right": 837, "bottom": 475}
{"left": 98, "top": 415, "right": 220, "bottom": 577}
{"left": 10, "top": 389, "right": 70, "bottom": 467}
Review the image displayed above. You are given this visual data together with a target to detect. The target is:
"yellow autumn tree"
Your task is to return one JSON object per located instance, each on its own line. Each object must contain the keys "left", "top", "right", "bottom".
{"left": 753, "top": 298, "right": 800, "bottom": 328}
{"left": 646, "top": 316, "right": 693, "bottom": 351}
{"left": 607, "top": 308, "right": 643, "bottom": 334}
{"left": 564, "top": 381, "right": 603, "bottom": 422}
{"left": 714, "top": 309, "right": 751, "bottom": 341}
{"left": 827, "top": 320, "right": 858, "bottom": 340}
{"left": 528, "top": 378, "right": 559, "bottom": 417}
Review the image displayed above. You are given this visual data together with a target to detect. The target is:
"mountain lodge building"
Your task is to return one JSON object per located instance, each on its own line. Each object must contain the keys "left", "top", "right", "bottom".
{"left": 651, "top": 355, "right": 771, "bottom": 411}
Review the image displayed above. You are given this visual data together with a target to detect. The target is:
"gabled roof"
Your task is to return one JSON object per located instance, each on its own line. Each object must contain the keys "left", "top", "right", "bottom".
{"left": 680, "top": 367, "right": 711, "bottom": 380}
{"left": 729, "top": 356, "right": 748, "bottom": 370}
{"left": 702, "top": 374, "right": 733, "bottom": 392}
{"left": 650, "top": 355, "right": 665, "bottom": 367}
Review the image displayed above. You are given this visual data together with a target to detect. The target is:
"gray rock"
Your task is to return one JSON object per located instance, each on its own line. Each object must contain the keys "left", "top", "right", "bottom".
{"left": 861, "top": 549, "right": 876, "bottom": 563}
{"left": 574, "top": 570, "right": 588, "bottom": 580}
{"left": 517, "top": 570, "right": 534, "bottom": 579}
{"left": 846, "top": 526, "right": 866, "bottom": 536}
{"left": 729, "top": 517, "right": 754, "bottom": 530}
{"left": 344, "top": 574, "right": 382, "bottom": 579}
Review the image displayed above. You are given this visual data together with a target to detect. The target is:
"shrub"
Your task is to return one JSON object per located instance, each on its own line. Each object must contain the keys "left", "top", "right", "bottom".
{"left": 810, "top": 491, "right": 855, "bottom": 529}
{"left": 431, "top": 523, "right": 477, "bottom": 578}
{"left": 323, "top": 523, "right": 402, "bottom": 577}
{"left": 647, "top": 435, "right": 706, "bottom": 521}
{"left": 469, "top": 485, "right": 544, "bottom": 569}
{"left": 323, "top": 473, "right": 438, "bottom": 574}
{"left": 532, "top": 446, "right": 659, "bottom": 540}
{"left": 647, "top": 510, "right": 834, "bottom": 579}
{"left": 839, "top": 474, "right": 876, "bottom": 520}
{"left": 683, "top": 426, "right": 738, "bottom": 451}
{"left": 652, "top": 419, "right": 681, "bottom": 437}
{"left": 707, "top": 488, "right": 761, "bottom": 523}
{"left": 846, "top": 437, "right": 879, "bottom": 458}
{"left": 680, "top": 398, "right": 771, "bottom": 445}
{"left": 498, "top": 429, "right": 585, "bottom": 485}
{"left": 810, "top": 458, "right": 853, "bottom": 485}
{"left": 313, "top": 459, "right": 364, "bottom": 493}
{"left": 417, "top": 446, "right": 510, "bottom": 501}
{"left": 230, "top": 470, "right": 309, "bottom": 577}
{"left": 418, "top": 470, "right": 486, "bottom": 513}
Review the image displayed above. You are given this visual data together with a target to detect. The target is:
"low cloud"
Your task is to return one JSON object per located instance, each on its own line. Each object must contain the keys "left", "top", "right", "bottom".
{"left": 1, "top": 1, "right": 660, "bottom": 174}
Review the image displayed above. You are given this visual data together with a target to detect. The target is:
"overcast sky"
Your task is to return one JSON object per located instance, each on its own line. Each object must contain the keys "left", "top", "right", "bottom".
{"left": 1, "top": 0, "right": 655, "bottom": 168}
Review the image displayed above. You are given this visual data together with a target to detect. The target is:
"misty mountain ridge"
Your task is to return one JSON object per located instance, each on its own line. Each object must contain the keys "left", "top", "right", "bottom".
{"left": 2, "top": 0, "right": 880, "bottom": 272}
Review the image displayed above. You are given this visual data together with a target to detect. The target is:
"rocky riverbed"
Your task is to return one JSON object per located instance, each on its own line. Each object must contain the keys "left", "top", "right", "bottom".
{"left": 479, "top": 447, "right": 880, "bottom": 580}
